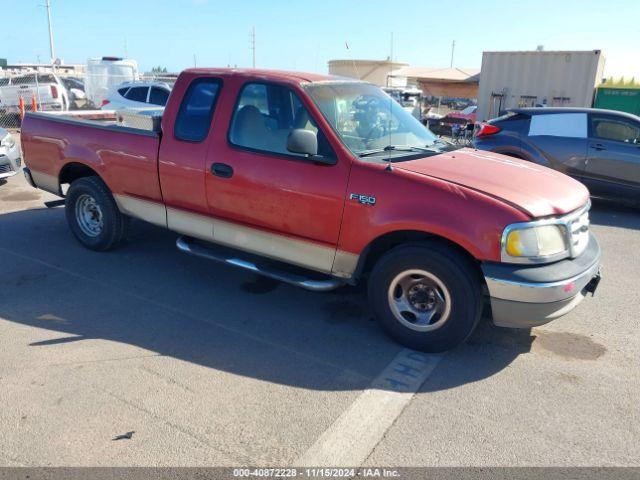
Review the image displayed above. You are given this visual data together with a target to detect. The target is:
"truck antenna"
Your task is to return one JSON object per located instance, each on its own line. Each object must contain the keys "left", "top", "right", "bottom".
{"left": 385, "top": 93, "right": 393, "bottom": 172}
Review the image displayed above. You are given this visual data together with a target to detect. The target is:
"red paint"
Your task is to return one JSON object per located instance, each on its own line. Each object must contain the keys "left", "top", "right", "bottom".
{"left": 21, "top": 68, "right": 590, "bottom": 264}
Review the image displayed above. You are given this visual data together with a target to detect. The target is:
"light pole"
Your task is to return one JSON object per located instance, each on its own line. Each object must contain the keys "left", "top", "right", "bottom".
{"left": 250, "top": 27, "right": 256, "bottom": 68}
{"left": 45, "top": 0, "right": 56, "bottom": 66}
{"left": 450, "top": 40, "right": 455, "bottom": 68}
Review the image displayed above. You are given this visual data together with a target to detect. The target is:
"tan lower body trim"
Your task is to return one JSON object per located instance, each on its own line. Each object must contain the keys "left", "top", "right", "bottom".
{"left": 166, "top": 207, "right": 214, "bottom": 240}
{"left": 114, "top": 194, "right": 167, "bottom": 228}
{"left": 31, "top": 171, "right": 60, "bottom": 195}
{"left": 118, "top": 195, "right": 358, "bottom": 278}
{"left": 332, "top": 250, "right": 360, "bottom": 279}
{"left": 213, "top": 217, "right": 337, "bottom": 274}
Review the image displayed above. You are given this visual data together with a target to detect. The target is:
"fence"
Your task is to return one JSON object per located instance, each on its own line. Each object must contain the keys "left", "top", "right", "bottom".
{"left": 0, "top": 70, "right": 176, "bottom": 132}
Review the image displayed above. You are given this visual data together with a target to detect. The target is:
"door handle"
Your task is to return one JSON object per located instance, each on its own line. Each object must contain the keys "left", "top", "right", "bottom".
{"left": 590, "top": 144, "right": 606, "bottom": 151}
{"left": 211, "top": 162, "right": 233, "bottom": 178}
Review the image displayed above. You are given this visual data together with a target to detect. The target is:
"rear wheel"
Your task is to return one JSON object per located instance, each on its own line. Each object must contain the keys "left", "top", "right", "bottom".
{"left": 368, "top": 242, "right": 482, "bottom": 352}
{"left": 65, "top": 176, "right": 129, "bottom": 251}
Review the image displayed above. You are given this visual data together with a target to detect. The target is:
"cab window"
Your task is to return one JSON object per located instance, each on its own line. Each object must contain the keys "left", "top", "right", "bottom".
{"left": 174, "top": 78, "right": 221, "bottom": 142}
{"left": 229, "top": 82, "right": 334, "bottom": 159}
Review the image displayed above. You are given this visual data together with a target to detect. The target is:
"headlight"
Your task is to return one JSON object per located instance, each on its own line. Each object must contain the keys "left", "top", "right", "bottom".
{"left": 1, "top": 134, "right": 15, "bottom": 149}
{"left": 502, "top": 224, "right": 568, "bottom": 263}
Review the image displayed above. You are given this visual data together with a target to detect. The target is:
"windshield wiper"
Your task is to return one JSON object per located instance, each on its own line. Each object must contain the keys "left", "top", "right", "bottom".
{"left": 358, "top": 145, "right": 437, "bottom": 157}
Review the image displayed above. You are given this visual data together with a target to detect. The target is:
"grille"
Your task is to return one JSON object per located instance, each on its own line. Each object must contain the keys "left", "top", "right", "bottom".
{"left": 567, "top": 208, "right": 590, "bottom": 257}
{"left": 0, "top": 164, "right": 13, "bottom": 174}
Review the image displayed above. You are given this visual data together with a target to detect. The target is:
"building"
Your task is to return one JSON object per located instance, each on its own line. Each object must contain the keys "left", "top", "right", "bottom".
{"left": 476, "top": 50, "right": 605, "bottom": 120}
{"left": 388, "top": 67, "right": 480, "bottom": 99}
{"left": 0, "top": 62, "right": 86, "bottom": 76}
{"left": 328, "top": 59, "right": 408, "bottom": 86}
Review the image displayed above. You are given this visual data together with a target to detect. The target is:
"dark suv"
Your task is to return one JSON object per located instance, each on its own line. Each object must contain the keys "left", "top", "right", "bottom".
{"left": 473, "top": 108, "right": 640, "bottom": 205}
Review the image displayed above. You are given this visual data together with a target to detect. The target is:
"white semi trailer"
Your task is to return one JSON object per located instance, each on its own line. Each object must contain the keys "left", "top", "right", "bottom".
{"left": 476, "top": 50, "right": 605, "bottom": 121}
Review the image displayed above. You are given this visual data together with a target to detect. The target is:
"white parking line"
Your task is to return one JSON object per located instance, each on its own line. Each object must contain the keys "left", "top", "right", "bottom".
{"left": 294, "top": 348, "right": 445, "bottom": 467}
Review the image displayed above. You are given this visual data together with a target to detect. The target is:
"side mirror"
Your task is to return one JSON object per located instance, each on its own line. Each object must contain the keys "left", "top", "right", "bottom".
{"left": 287, "top": 129, "right": 318, "bottom": 156}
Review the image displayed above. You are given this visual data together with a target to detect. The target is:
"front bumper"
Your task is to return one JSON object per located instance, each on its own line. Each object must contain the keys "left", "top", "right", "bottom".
{"left": 482, "top": 234, "right": 601, "bottom": 328}
{"left": 0, "top": 142, "right": 22, "bottom": 180}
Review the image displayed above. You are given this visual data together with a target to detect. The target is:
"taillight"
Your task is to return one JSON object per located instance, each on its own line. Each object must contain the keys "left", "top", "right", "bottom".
{"left": 474, "top": 122, "right": 501, "bottom": 137}
{"left": 101, "top": 99, "right": 110, "bottom": 107}
{"left": 50, "top": 85, "right": 58, "bottom": 99}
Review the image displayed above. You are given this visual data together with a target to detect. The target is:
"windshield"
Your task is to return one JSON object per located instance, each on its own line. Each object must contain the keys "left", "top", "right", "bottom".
{"left": 305, "top": 82, "right": 441, "bottom": 157}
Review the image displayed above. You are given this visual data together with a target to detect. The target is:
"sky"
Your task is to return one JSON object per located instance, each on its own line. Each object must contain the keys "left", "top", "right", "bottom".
{"left": 3, "top": 0, "right": 640, "bottom": 79}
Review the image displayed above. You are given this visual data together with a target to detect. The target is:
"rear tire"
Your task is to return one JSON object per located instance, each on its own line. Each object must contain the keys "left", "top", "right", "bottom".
{"left": 65, "top": 176, "right": 129, "bottom": 251}
{"left": 368, "top": 242, "right": 482, "bottom": 352}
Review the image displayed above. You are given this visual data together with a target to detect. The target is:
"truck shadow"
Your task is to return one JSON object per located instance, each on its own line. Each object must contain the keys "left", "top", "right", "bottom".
{"left": 0, "top": 207, "right": 537, "bottom": 393}
{"left": 589, "top": 199, "right": 640, "bottom": 231}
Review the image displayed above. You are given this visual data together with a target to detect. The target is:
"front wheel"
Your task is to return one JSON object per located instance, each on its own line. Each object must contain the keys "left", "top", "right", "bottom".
{"left": 368, "top": 243, "right": 482, "bottom": 352}
{"left": 65, "top": 176, "right": 129, "bottom": 251}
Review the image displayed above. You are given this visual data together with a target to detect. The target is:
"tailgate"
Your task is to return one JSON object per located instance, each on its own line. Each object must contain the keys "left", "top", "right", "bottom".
{"left": 0, "top": 85, "right": 51, "bottom": 107}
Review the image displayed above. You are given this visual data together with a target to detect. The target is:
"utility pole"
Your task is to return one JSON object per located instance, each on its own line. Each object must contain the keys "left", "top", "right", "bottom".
{"left": 388, "top": 32, "right": 394, "bottom": 87}
{"left": 45, "top": 0, "right": 56, "bottom": 65}
{"left": 450, "top": 40, "right": 455, "bottom": 68}
{"left": 193, "top": 54, "right": 197, "bottom": 67}
{"left": 124, "top": 37, "right": 128, "bottom": 58}
{"left": 250, "top": 27, "right": 256, "bottom": 68}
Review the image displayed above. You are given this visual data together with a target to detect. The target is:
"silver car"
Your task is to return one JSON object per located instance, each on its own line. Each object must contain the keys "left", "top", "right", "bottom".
{"left": 0, "top": 128, "right": 21, "bottom": 184}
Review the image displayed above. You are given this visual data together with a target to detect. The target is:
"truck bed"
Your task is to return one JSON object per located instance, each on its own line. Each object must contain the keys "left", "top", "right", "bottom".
{"left": 20, "top": 110, "right": 163, "bottom": 208}
{"left": 25, "top": 110, "right": 162, "bottom": 133}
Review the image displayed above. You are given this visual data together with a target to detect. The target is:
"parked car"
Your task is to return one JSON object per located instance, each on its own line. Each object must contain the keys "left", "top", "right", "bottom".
{"left": 0, "top": 73, "right": 69, "bottom": 115}
{"left": 430, "top": 106, "right": 477, "bottom": 136}
{"left": 85, "top": 57, "right": 139, "bottom": 108}
{"left": 473, "top": 108, "right": 640, "bottom": 206}
{"left": 60, "top": 77, "right": 86, "bottom": 109}
{"left": 20, "top": 69, "right": 601, "bottom": 352}
{"left": 422, "top": 106, "right": 447, "bottom": 126}
{"left": 448, "top": 105, "right": 477, "bottom": 123}
{"left": 101, "top": 81, "right": 172, "bottom": 110}
{"left": 0, "top": 128, "right": 22, "bottom": 185}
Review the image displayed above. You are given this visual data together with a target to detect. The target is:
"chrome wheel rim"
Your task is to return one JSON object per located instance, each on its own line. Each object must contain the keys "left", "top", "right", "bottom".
{"left": 75, "top": 194, "right": 103, "bottom": 237}
{"left": 387, "top": 269, "right": 451, "bottom": 332}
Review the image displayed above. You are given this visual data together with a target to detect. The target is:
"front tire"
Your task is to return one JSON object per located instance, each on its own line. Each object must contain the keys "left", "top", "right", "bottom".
{"left": 368, "top": 242, "right": 482, "bottom": 352}
{"left": 65, "top": 176, "right": 128, "bottom": 251}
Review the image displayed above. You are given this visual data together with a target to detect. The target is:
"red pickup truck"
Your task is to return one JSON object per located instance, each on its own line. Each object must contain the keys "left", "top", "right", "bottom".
{"left": 21, "top": 68, "right": 601, "bottom": 352}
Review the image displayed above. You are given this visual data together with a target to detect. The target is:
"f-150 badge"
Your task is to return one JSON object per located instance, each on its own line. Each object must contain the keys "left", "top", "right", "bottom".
{"left": 350, "top": 193, "right": 376, "bottom": 206}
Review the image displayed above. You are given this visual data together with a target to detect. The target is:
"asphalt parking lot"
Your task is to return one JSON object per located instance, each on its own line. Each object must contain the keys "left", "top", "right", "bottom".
{"left": 1, "top": 171, "right": 639, "bottom": 467}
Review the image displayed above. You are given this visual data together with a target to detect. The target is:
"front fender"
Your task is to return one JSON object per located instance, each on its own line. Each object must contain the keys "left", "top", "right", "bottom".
{"left": 338, "top": 162, "right": 530, "bottom": 262}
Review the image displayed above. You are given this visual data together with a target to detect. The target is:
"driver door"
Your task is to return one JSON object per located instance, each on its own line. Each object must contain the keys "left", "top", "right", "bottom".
{"left": 204, "top": 81, "right": 350, "bottom": 274}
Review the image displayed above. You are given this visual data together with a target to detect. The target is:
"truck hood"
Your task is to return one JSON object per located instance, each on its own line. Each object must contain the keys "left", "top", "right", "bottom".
{"left": 395, "top": 148, "right": 589, "bottom": 218}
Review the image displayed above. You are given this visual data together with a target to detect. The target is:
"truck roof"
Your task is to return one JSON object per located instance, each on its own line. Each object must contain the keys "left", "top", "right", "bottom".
{"left": 182, "top": 68, "right": 342, "bottom": 84}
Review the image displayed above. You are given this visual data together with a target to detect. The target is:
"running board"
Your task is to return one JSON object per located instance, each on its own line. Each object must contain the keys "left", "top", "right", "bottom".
{"left": 176, "top": 236, "right": 345, "bottom": 292}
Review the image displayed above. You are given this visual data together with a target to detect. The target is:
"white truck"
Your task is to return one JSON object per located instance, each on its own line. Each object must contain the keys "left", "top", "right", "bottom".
{"left": 0, "top": 73, "right": 69, "bottom": 117}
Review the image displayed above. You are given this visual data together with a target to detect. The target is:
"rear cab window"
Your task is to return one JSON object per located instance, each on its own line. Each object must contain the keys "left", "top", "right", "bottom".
{"left": 174, "top": 78, "right": 221, "bottom": 142}
{"left": 228, "top": 82, "right": 334, "bottom": 159}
